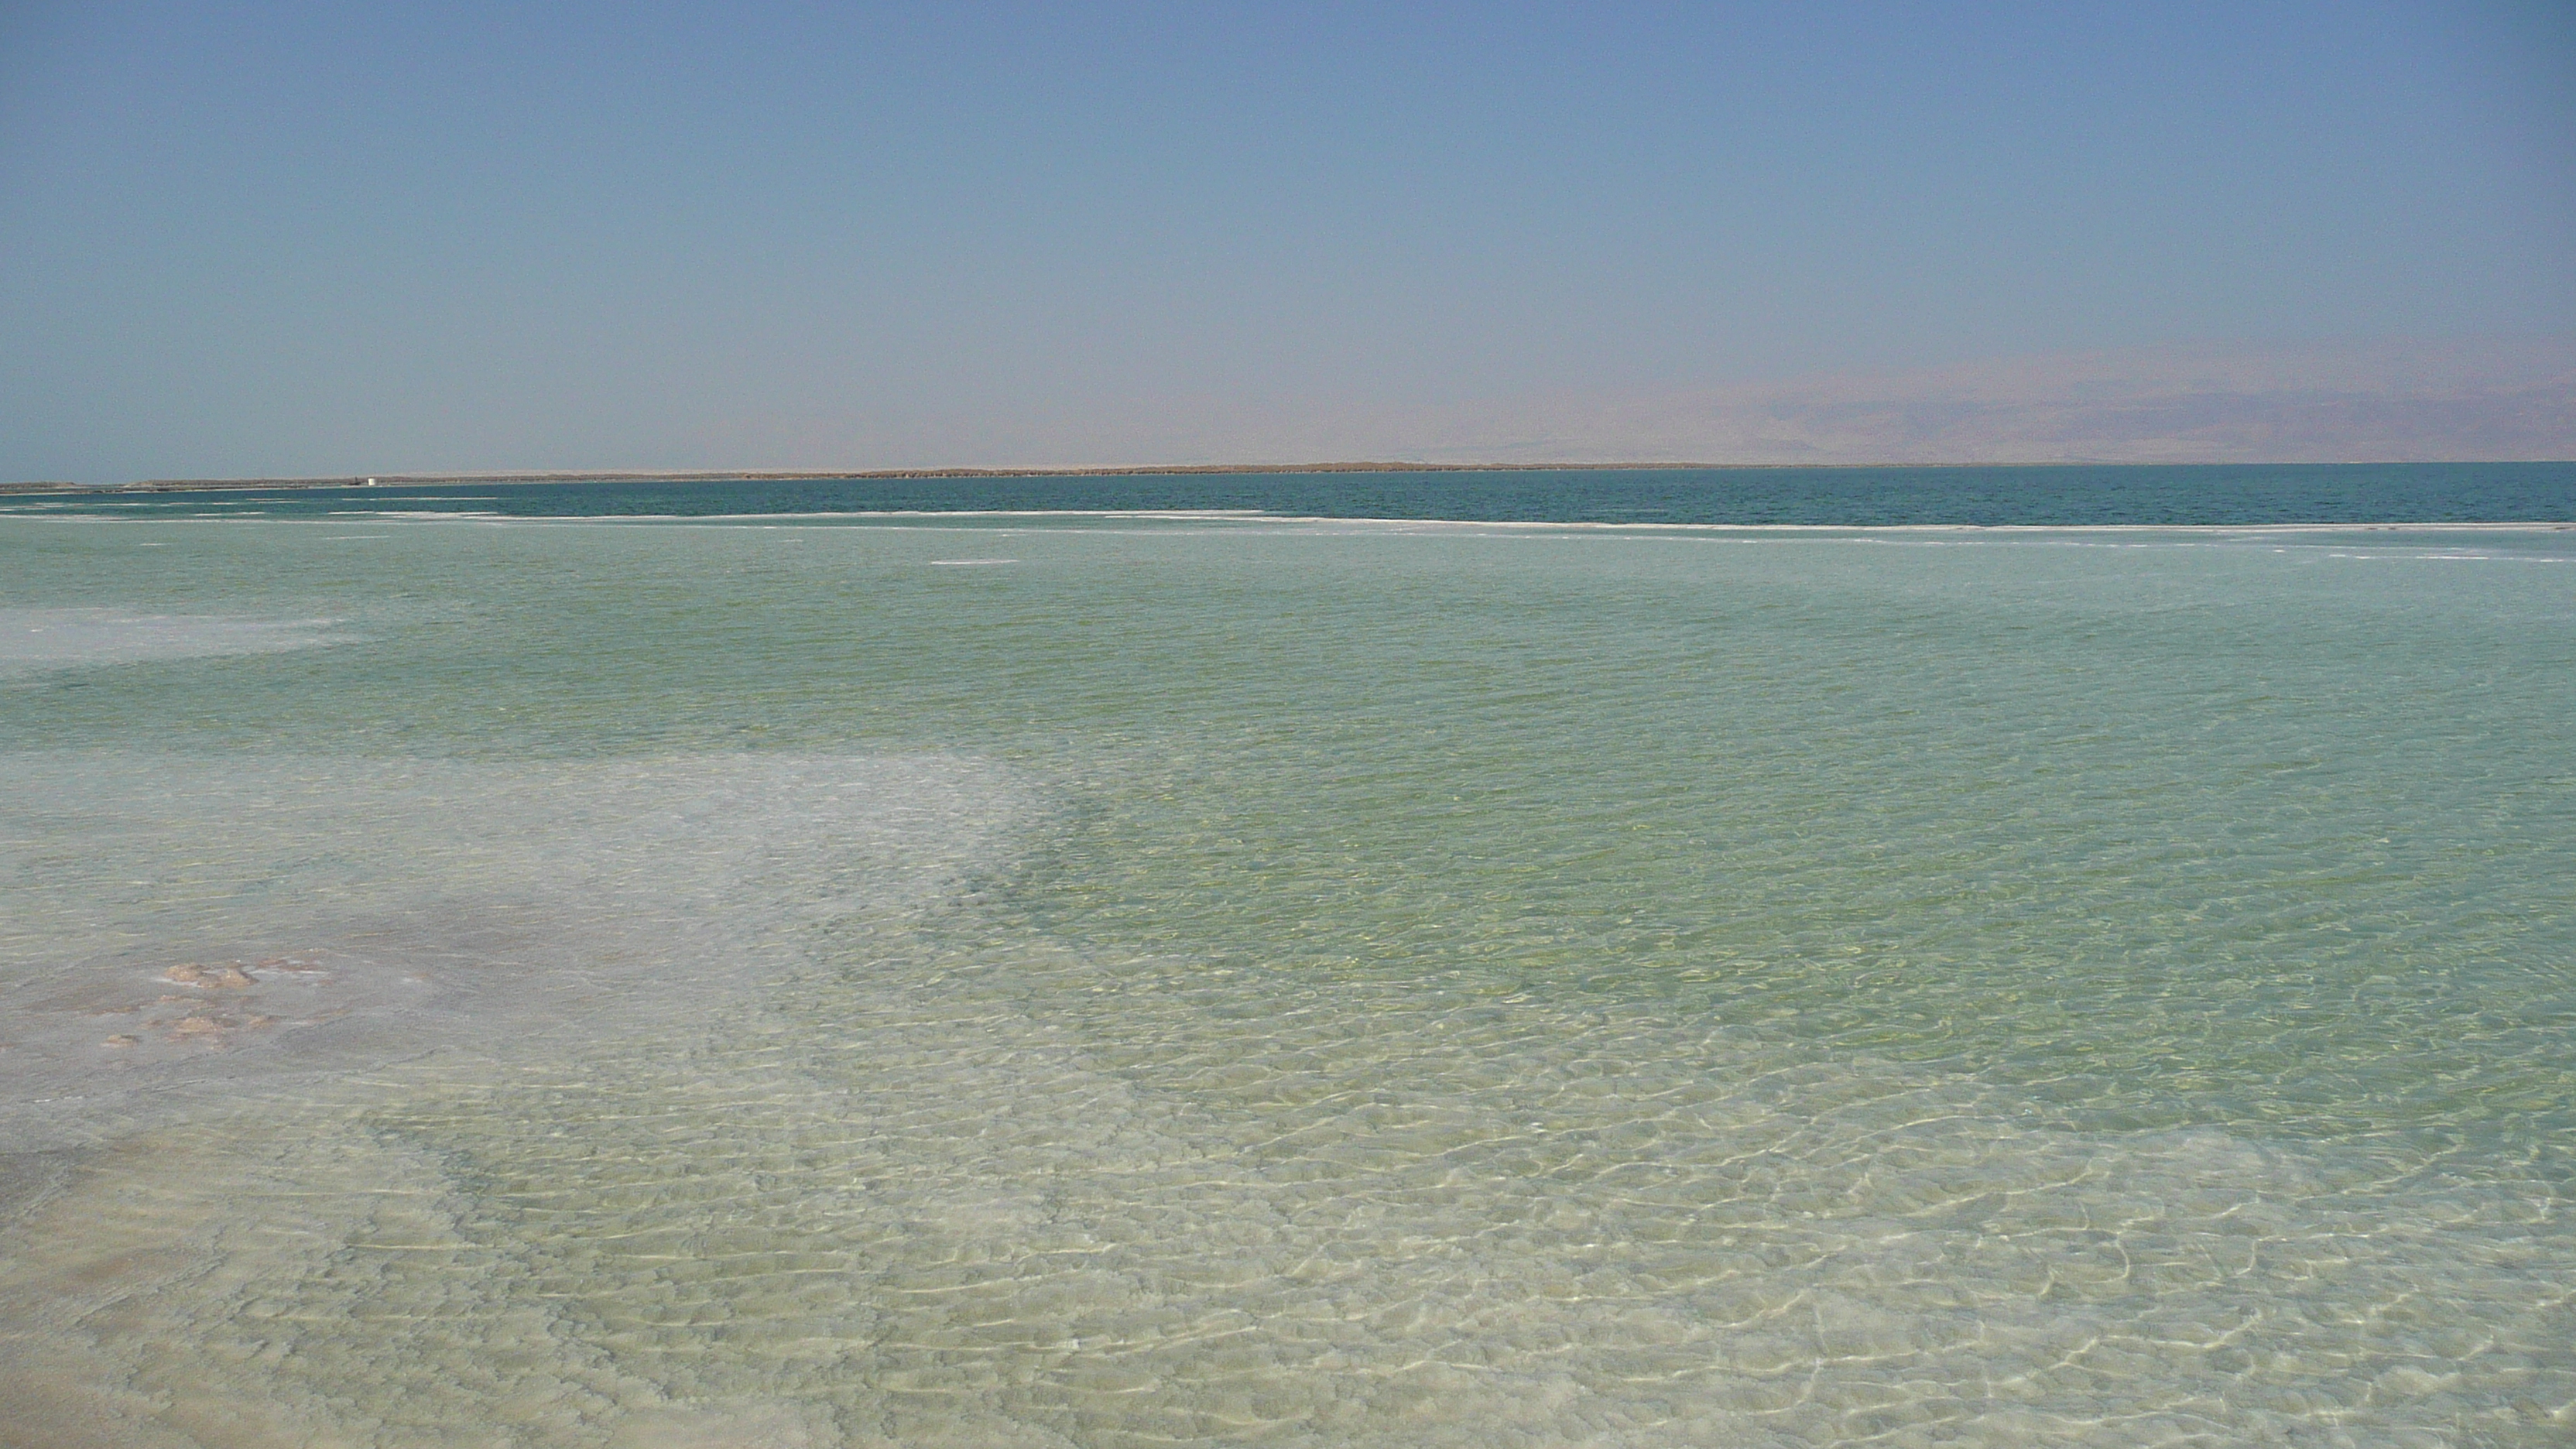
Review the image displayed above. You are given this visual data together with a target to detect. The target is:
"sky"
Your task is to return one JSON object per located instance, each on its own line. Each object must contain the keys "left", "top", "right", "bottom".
{"left": 3, "top": 2, "right": 2572, "bottom": 481}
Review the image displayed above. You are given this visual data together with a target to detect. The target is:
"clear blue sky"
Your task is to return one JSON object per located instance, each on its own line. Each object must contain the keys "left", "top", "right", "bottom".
{"left": 3, "top": 2, "right": 2571, "bottom": 480}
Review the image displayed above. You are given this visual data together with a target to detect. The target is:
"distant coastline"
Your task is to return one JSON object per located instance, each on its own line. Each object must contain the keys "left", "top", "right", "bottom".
{"left": 0, "top": 462, "right": 1756, "bottom": 495}
{"left": 9, "top": 461, "right": 2571, "bottom": 529}
{"left": 9, "top": 457, "right": 2575, "bottom": 497}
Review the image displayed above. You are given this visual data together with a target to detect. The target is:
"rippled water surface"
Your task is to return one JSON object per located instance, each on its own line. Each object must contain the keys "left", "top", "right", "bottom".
{"left": 2, "top": 514, "right": 2571, "bottom": 1447}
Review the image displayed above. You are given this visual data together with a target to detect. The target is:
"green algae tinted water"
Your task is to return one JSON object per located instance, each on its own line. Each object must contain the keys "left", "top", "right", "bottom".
{"left": 2, "top": 511, "right": 2572, "bottom": 1446}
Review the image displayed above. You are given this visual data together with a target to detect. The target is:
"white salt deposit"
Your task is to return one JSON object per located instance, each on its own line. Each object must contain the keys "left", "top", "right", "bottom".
{"left": 0, "top": 751, "right": 1036, "bottom": 1156}
{"left": 0, "top": 608, "right": 347, "bottom": 680}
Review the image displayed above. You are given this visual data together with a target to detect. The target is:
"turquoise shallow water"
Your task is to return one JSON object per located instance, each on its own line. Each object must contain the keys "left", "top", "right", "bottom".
{"left": 2, "top": 513, "right": 2572, "bottom": 1446}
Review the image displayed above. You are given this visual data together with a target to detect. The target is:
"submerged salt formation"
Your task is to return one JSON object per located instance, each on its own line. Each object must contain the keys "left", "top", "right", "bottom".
{"left": 0, "top": 752, "right": 1035, "bottom": 1163}
{"left": 2, "top": 512, "right": 2571, "bottom": 1446}
{"left": 0, "top": 607, "right": 348, "bottom": 681}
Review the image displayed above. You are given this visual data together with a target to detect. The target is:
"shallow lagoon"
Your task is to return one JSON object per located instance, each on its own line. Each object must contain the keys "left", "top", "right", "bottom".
{"left": 3, "top": 513, "right": 2571, "bottom": 1445}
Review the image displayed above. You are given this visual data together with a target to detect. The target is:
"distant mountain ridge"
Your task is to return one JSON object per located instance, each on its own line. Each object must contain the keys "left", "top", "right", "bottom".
{"left": 1370, "top": 337, "right": 2576, "bottom": 465}
{"left": 15, "top": 338, "right": 2568, "bottom": 487}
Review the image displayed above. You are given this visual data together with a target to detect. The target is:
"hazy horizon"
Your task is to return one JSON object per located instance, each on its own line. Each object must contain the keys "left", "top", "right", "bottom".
{"left": 5, "top": 4, "right": 2572, "bottom": 482}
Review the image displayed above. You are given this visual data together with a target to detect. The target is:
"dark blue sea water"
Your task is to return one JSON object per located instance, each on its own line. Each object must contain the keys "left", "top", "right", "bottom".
{"left": 12, "top": 461, "right": 2576, "bottom": 526}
